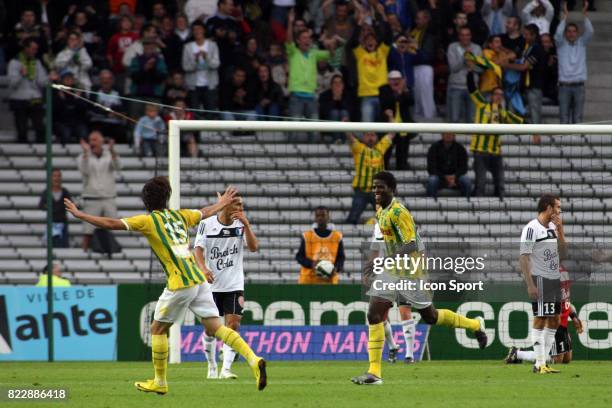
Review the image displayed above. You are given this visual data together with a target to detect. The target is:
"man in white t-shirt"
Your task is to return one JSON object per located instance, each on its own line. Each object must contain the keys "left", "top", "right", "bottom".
{"left": 182, "top": 20, "right": 220, "bottom": 118}
{"left": 519, "top": 193, "right": 567, "bottom": 374}
{"left": 194, "top": 197, "right": 258, "bottom": 379}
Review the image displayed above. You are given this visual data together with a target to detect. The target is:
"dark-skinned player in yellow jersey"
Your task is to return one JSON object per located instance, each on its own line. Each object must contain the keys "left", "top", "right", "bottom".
{"left": 352, "top": 171, "right": 488, "bottom": 385}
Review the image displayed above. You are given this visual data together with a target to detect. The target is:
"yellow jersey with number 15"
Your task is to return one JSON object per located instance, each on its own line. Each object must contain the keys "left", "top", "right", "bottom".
{"left": 121, "top": 209, "right": 204, "bottom": 290}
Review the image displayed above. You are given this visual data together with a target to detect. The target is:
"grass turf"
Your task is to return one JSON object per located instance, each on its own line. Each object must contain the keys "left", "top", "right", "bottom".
{"left": 1, "top": 361, "right": 612, "bottom": 408}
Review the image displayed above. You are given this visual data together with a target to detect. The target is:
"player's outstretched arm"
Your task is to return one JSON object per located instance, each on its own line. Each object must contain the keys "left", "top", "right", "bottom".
{"left": 199, "top": 185, "right": 238, "bottom": 219}
{"left": 64, "top": 198, "right": 127, "bottom": 230}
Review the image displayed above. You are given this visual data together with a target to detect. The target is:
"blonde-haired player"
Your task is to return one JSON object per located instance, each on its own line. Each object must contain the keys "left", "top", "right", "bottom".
{"left": 64, "top": 177, "right": 267, "bottom": 394}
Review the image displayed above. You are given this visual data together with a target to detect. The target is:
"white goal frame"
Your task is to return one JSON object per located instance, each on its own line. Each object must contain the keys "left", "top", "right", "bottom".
{"left": 166, "top": 120, "right": 612, "bottom": 363}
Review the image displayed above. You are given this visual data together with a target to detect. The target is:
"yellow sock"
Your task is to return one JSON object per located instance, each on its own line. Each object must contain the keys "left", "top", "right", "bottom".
{"left": 151, "top": 334, "right": 168, "bottom": 385}
{"left": 215, "top": 325, "right": 258, "bottom": 367}
{"left": 367, "top": 322, "right": 385, "bottom": 378}
{"left": 436, "top": 309, "right": 480, "bottom": 332}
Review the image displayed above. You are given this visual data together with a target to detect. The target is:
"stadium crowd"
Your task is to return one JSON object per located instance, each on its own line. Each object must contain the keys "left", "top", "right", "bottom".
{"left": 1, "top": 0, "right": 596, "bottom": 204}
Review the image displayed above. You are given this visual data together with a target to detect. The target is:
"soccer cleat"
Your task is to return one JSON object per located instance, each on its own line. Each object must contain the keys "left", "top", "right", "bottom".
{"left": 219, "top": 369, "right": 238, "bottom": 379}
{"left": 252, "top": 358, "right": 267, "bottom": 391}
{"left": 388, "top": 347, "right": 399, "bottom": 363}
{"left": 351, "top": 372, "right": 383, "bottom": 385}
{"left": 505, "top": 347, "right": 522, "bottom": 364}
{"left": 474, "top": 316, "right": 488, "bottom": 349}
{"left": 135, "top": 379, "right": 168, "bottom": 395}
{"left": 545, "top": 364, "right": 560, "bottom": 373}
{"left": 404, "top": 357, "right": 414, "bottom": 364}
{"left": 533, "top": 365, "right": 558, "bottom": 374}
{"left": 207, "top": 366, "right": 218, "bottom": 379}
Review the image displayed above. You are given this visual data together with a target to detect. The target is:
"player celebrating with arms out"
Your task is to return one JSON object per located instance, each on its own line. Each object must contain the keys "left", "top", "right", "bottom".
{"left": 194, "top": 196, "right": 258, "bottom": 380}
{"left": 352, "top": 171, "right": 487, "bottom": 385}
{"left": 519, "top": 194, "right": 567, "bottom": 374}
{"left": 64, "top": 177, "right": 267, "bottom": 394}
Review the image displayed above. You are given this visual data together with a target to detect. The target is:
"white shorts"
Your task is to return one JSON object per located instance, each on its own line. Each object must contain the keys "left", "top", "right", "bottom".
{"left": 154, "top": 283, "right": 220, "bottom": 323}
{"left": 367, "top": 273, "right": 432, "bottom": 310}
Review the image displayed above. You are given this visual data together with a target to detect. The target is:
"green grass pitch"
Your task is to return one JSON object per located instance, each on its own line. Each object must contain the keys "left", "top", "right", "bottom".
{"left": 2, "top": 361, "right": 612, "bottom": 408}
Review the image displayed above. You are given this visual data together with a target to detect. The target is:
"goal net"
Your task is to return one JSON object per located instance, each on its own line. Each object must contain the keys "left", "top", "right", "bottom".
{"left": 158, "top": 120, "right": 612, "bottom": 363}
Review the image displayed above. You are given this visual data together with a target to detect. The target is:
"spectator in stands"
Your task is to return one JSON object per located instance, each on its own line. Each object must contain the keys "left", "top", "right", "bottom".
{"left": 174, "top": 13, "right": 191, "bottom": 42}
{"left": 555, "top": 1, "right": 593, "bottom": 124}
{"left": 35, "top": 262, "right": 71, "bottom": 287}
{"left": 296, "top": 206, "right": 345, "bottom": 284}
{"left": 316, "top": 58, "right": 338, "bottom": 97}
{"left": 481, "top": 0, "right": 514, "bottom": 36}
{"left": 7, "top": 9, "right": 48, "bottom": 61}
{"left": 106, "top": 15, "right": 139, "bottom": 90}
{"left": 479, "top": 35, "right": 513, "bottom": 96}
{"left": 38, "top": 168, "right": 72, "bottom": 248}
{"left": 67, "top": 8, "right": 103, "bottom": 62}
{"left": 502, "top": 24, "right": 547, "bottom": 128}
{"left": 158, "top": 15, "right": 184, "bottom": 73}
{"left": 461, "top": 0, "right": 489, "bottom": 46}
{"left": 387, "top": 33, "right": 423, "bottom": 92}
{"left": 151, "top": 1, "right": 168, "bottom": 28}
{"left": 7, "top": 38, "right": 48, "bottom": 143}
{"left": 52, "top": 70, "right": 89, "bottom": 144}
{"left": 286, "top": 9, "right": 330, "bottom": 135}
{"left": 410, "top": 9, "right": 438, "bottom": 119}
{"left": 379, "top": 70, "right": 414, "bottom": 170}
{"left": 88, "top": 70, "right": 127, "bottom": 143}
{"left": 426, "top": 133, "right": 471, "bottom": 199}
{"left": 254, "top": 64, "right": 284, "bottom": 120}
{"left": 182, "top": 21, "right": 220, "bottom": 119}
{"left": 443, "top": 11, "right": 468, "bottom": 49}
{"left": 540, "top": 33, "right": 558, "bottom": 104}
{"left": 268, "top": 42, "right": 289, "bottom": 96}
{"left": 129, "top": 37, "right": 168, "bottom": 99}
{"left": 321, "top": 0, "right": 356, "bottom": 43}
{"left": 134, "top": 104, "right": 166, "bottom": 157}
{"left": 164, "top": 99, "right": 198, "bottom": 158}
{"left": 447, "top": 26, "right": 482, "bottom": 124}
{"left": 238, "top": 36, "right": 264, "bottom": 82}
{"left": 501, "top": 16, "right": 525, "bottom": 56}
{"left": 77, "top": 130, "right": 121, "bottom": 252}
{"left": 54, "top": 30, "right": 93, "bottom": 90}
{"left": 351, "top": 6, "right": 391, "bottom": 122}
{"left": 220, "top": 66, "right": 257, "bottom": 121}
{"left": 318, "top": 74, "right": 351, "bottom": 142}
{"left": 522, "top": 0, "right": 554, "bottom": 35}
{"left": 467, "top": 72, "right": 523, "bottom": 198}
{"left": 122, "top": 24, "right": 158, "bottom": 70}
{"left": 345, "top": 130, "right": 395, "bottom": 224}
{"left": 162, "top": 71, "right": 189, "bottom": 105}
{"left": 205, "top": 0, "right": 243, "bottom": 72}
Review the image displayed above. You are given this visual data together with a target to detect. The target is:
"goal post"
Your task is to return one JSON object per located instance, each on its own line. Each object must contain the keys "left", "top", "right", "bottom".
{"left": 166, "top": 120, "right": 612, "bottom": 363}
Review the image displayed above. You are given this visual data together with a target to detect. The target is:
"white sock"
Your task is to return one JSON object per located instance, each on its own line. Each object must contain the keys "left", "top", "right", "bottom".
{"left": 221, "top": 343, "right": 237, "bottom": 371}
{"left": 544, "top": 327, "right": 557, "bottom": 362}
{"left": 384, "top": 320, "right": 398, "bottom": 349}
{"left": 402, "top": 319, "right": 415, "bottom": 359}
{"left": 203, "top": 334, "right": 217, "bottom": 369}
{"left": 517, "top": 349, "right": 536, "bottom": 362}
{"left": 532, "top": 328, "right": 546, "bottom": 368}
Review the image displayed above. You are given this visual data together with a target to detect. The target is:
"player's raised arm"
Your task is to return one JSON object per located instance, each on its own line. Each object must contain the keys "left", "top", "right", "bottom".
{"left": 64, "top": 198, "right": 127, "bottom": 230}
{"left": 199, "top": 185, "right": 239, "bottom": 219}
{"left": 232, "top": 203, "right": 258, "bottom": 252}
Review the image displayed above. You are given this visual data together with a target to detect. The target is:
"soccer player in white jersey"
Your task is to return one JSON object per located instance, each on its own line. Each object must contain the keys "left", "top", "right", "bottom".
{"left": 371, "top": 220, "right": 416, "bottom": 364}
{"left": 519, "top": 193, "right": 567, "bottom": 374}
{"left": 194, "top": 197, "right": 258, "bottom": 380}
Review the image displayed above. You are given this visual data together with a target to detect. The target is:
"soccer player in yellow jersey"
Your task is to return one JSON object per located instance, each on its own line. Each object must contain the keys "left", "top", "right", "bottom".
{"left": 352, "top": 171, "right": 487, "bottom": 385}
{"left": 64, "top": 176, "right": 267, "bottom": 394}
